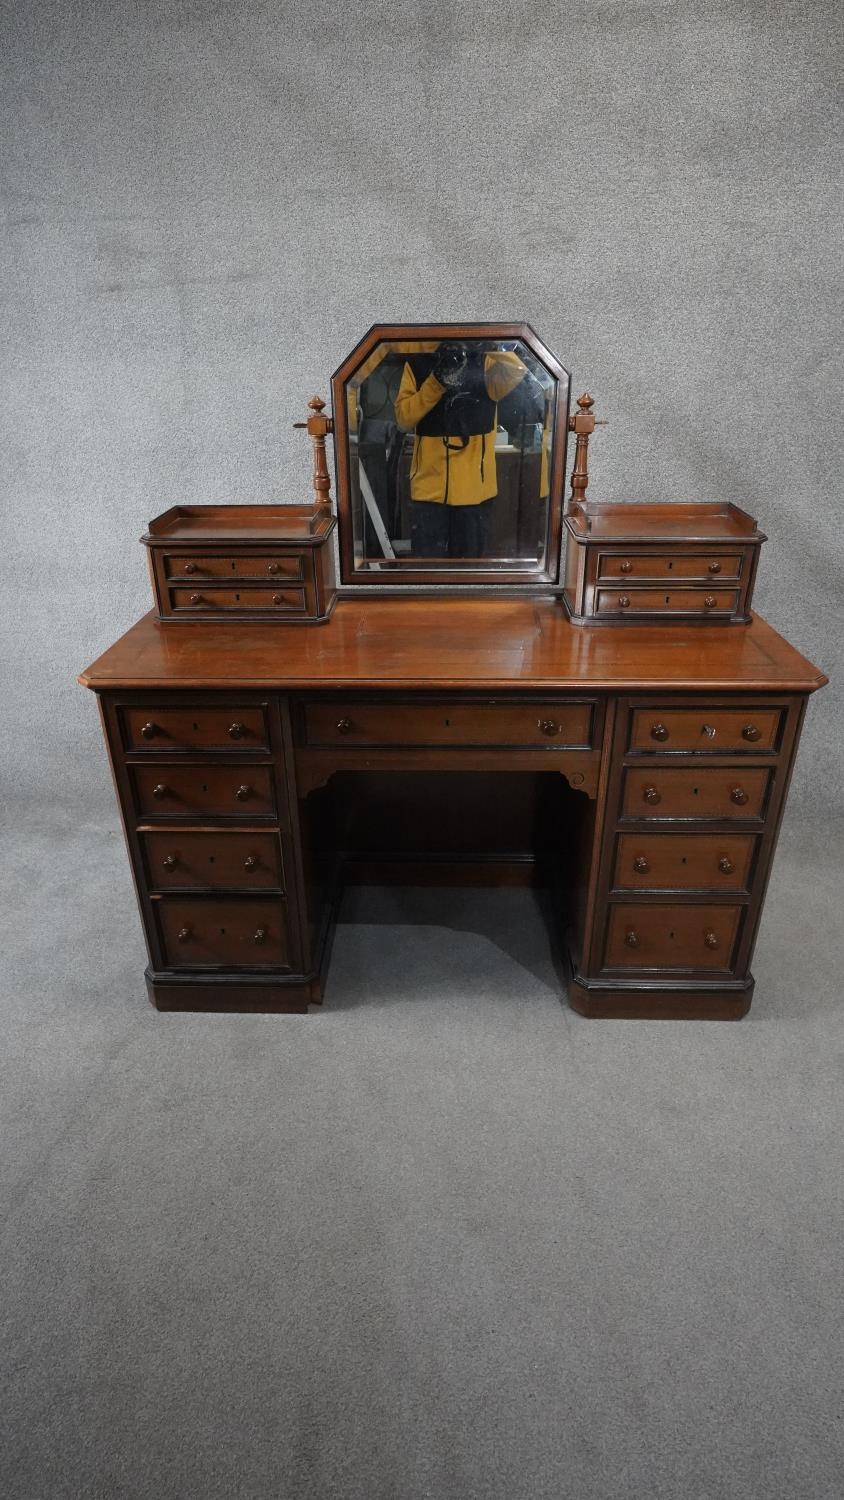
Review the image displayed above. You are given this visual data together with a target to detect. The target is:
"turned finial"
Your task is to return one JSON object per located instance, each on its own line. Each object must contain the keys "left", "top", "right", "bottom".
{"left": 294, "top": 394, "right": 334, "bottom": 510}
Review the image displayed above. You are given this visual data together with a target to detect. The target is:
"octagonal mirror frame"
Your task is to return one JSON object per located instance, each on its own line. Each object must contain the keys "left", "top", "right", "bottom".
{"left": 330, "top": 321, "right": 571, "bottom": 590}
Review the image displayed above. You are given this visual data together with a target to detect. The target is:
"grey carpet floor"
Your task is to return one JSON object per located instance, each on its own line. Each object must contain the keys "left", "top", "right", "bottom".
{"left": 1, "top": 811, "right": 843, "bottom": 1500}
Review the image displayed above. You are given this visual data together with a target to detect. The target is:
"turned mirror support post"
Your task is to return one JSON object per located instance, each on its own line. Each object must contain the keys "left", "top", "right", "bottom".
{"left": 568, "top": 393, "right": 595, "bottom": 508}
{"left": 567, "top": 392, "right": 607, "bottom": 512}
{"left": 294, "top": 396, "right": 335, "bottom": 510}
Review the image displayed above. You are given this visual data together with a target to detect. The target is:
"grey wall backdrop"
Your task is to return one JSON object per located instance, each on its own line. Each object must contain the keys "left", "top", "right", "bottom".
{"left": 3, "top": 9, "right": 844, "bottom": 1500}
{"left": 1, "top": 0, "right": 841, "bottom": 824}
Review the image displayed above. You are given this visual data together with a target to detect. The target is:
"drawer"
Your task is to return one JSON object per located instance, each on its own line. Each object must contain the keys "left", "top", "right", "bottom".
{"left": 169, "top": 586, "right": 307, "bottom": 614}
{"left": 141, "top": 831, "right": 284, "bottom": 891}
{"left": 133, "top": 765, "right": 276, "bottom": 819}
{"left": 598, "top": 552, "right": 743, "bottom": 582}
{"left": 595, "top": 588, "right": 739, "bottom": 617}
{"left": 302, "top": 699, "right": 594, "bottom": 749}
{"left": 164, "top": 553, "right": 304, "bottom": 582}
{"left": 604, "top": 904, "right": 742, "bottom": 970}
{"left": 629, "top": 707, "right": 782, "bottom": 753}
{"left": 613, "top": 834, "right": 756, "bottom": 892}
{"left": 156, "top": 897, "right": 291, "bottom": 968}
{"left": 621, "top": 767, "right": 769, "bottom": 820}
{"left": 122, "top": 704, "right": 268, "bottom": 751}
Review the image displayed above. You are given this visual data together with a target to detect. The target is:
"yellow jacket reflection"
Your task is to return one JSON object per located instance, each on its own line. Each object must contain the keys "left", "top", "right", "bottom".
{"left": 395, "top": 348, "right": 527, "bottom": 507}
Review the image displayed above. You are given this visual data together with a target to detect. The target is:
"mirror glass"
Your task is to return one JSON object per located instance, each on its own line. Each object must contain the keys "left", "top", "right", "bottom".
{"left": 333, "top": 327, "right": 568, "bottom": 580}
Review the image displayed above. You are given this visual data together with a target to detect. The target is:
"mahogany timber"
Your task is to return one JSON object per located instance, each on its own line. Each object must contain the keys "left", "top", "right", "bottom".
{"left": 143, "top": 504, "right": 337, "bottom": 623}
{"left": 140, "top": 830, "right": 285, "bottom": 891}
{"left": 156, "top": 895, "right": 293, "bottom": 969}
{"left": 563, "top": 501, "right": 765, "bottom": 624}
{"left": 80, "top": 598, "right": 826, "bottom": 1021}
{"left": 612, "top": 832, "right": 756, "bottom": 893}
{"left": 131, "top": 764, "right": 278, "bottom": 820}
{"left": 79, "top": 599, "right": 823, "bottom": 695}
{"left": 619, "top": 767, "right": 771, "bottom": 821}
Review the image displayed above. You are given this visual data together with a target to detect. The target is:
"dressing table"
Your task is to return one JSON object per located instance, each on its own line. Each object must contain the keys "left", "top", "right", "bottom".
{"left": 80, "top": 323, "right": 826, "bottom": 1019}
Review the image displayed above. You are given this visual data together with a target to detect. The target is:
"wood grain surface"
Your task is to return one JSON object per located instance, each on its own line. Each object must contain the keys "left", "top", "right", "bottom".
{"left": 79, "top": 599, "right": 826, "bottom": 693}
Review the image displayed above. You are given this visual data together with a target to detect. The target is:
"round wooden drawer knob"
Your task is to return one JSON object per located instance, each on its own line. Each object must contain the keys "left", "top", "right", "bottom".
{"left": 650, "top": 722, "right": 669, "bottom": 741}
{"left": 703, "top": 595, "right": 717, "bottom": 609}
{"left": 162, "top": 854, "right": 177, "bottom": 870}
{"left": 620, "top": 560, "right": 632, "bottom": 573}
{"left": 177, "top": 927, "right": 191, "bottom": 942}
{"left": 704, "top": 931, "right": 719, "bottom": 949}
{"left": 253, "top": 927, "right": 267, "bottom": 944}
{"left": 742, "top": 724, "right": 761, "bottom": 741}
{"left": 272, "top": 593, "right": 285, "bottom": 605}
{"left": 619, "top": 594, "right": 631, "bottom": 608}
{"left": 267, "top": 562, "right": 281, "bottom": 575}
{"left": 189, "top": 593, "right": 203, "bottom": 605}
{"left": 336, "top": 719, "right": 352, "bottom": 735}
{"left": 643, "top": 785, "right": 661, "bottom": 805}
{"left": 152, "top": 783, "right": 168, "bottom": 799}
{"left": 625, "top": 930, "right": 640, "bottom": 948}
{"left": 538, "top": 719, "right": 560, "bottom": 737}
{"left": 718, "top": 856, "right": 735, "bottom": 874}
{"left": 730, "top": 787, "right": 749, "bottom": 805}
{"left": 235, "top": 784, "right": 251, "bottom": 801}
{"left": 708, "top": 561, "right": 721, "bottom": 574}
{"left": 243, "top": 855, "right": 257, "bottom": 870}
{"left": 184, "top": 562, "right": 197, "bottom": 574}
{"left": 141, "top": 721, "right": 157, "bottom": 739}
{"left": 228, "top": 722, "right": 244, "bottom": 739}
{"left": 633, "top": 856, "right": 650, "bottom": 873}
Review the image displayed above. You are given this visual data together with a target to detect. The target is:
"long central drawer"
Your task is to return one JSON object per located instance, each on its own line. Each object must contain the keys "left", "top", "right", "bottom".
{"left": 302, "top": 699, "right": 595, "bottom": 749}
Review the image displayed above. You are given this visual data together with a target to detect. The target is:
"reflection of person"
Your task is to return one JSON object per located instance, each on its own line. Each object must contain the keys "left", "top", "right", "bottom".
{"left": 395, "top": 342, "right": 528, "bottom": 557}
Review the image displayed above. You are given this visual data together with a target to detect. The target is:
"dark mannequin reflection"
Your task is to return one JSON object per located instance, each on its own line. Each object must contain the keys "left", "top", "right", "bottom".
{"left": 395, "top": 342, "right": 529, "bottom": 557}
{"left": 355, "top": 364, "right": 404, "bottom": 555}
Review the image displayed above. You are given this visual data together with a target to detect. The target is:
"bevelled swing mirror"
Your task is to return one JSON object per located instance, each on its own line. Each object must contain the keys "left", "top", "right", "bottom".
{"left": 331, "top": 322, "right": 570, "bottom": 588}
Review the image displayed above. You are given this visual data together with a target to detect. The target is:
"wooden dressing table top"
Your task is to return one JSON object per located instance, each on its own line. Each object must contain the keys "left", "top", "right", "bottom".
{"left": 80, "top": 598, "right": 826, "bottom": 694}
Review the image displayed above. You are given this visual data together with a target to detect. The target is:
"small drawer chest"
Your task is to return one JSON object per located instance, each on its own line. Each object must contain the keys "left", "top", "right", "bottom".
{"left": 562, "top": 501, "right": 765, "bottom": 623}
{"left": 143, "top": 504, "right": 337, "bottom": 623}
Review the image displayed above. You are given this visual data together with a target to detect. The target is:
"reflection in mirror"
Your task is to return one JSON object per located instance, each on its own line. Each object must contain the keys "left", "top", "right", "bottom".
{"left": 344, "top": 336, "right": 559, "bottom": 572}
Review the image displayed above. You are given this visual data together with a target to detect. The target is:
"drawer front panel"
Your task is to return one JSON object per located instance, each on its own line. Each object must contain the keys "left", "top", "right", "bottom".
{"left": 303, "top": 700, "right": 594, "bottom": 749}
{"left": 629, "top": 707, "right": 781, "bottom": 753}
{"left": 122, "top": 705, "right": 268, "bottom": 751}
{"left": 604, "top": 904, "right": 742, "bottom": 970}
{"left": 141, "top": 832, "right": 283, "bottom": 891}
{"left": 169, "top": 586, "right": 307, "bottom": 614}
{"left": 164, "top": 553, "right": 304, "bottom": 581}
{"left": 598, "top": 552, "right": 743, "bottom": 582}
{"left": 622, "top": 768, "right": 769, "bottom": 820}
{"left": 596, "top": 588, "right": 739, "bottom": 617}
{"left": 157, "top": 897, "right": 290, "bottom": 968}
{"left": 613, "top": 834, "right": 755, "bottom": 892}
{"left": 133, "top": 766, "right": 276, "bottom": 819}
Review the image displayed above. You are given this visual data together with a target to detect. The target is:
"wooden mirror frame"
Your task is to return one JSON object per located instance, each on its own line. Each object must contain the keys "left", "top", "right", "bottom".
{"left": 330, "top": 321, "right": 571, "bottom": 590}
